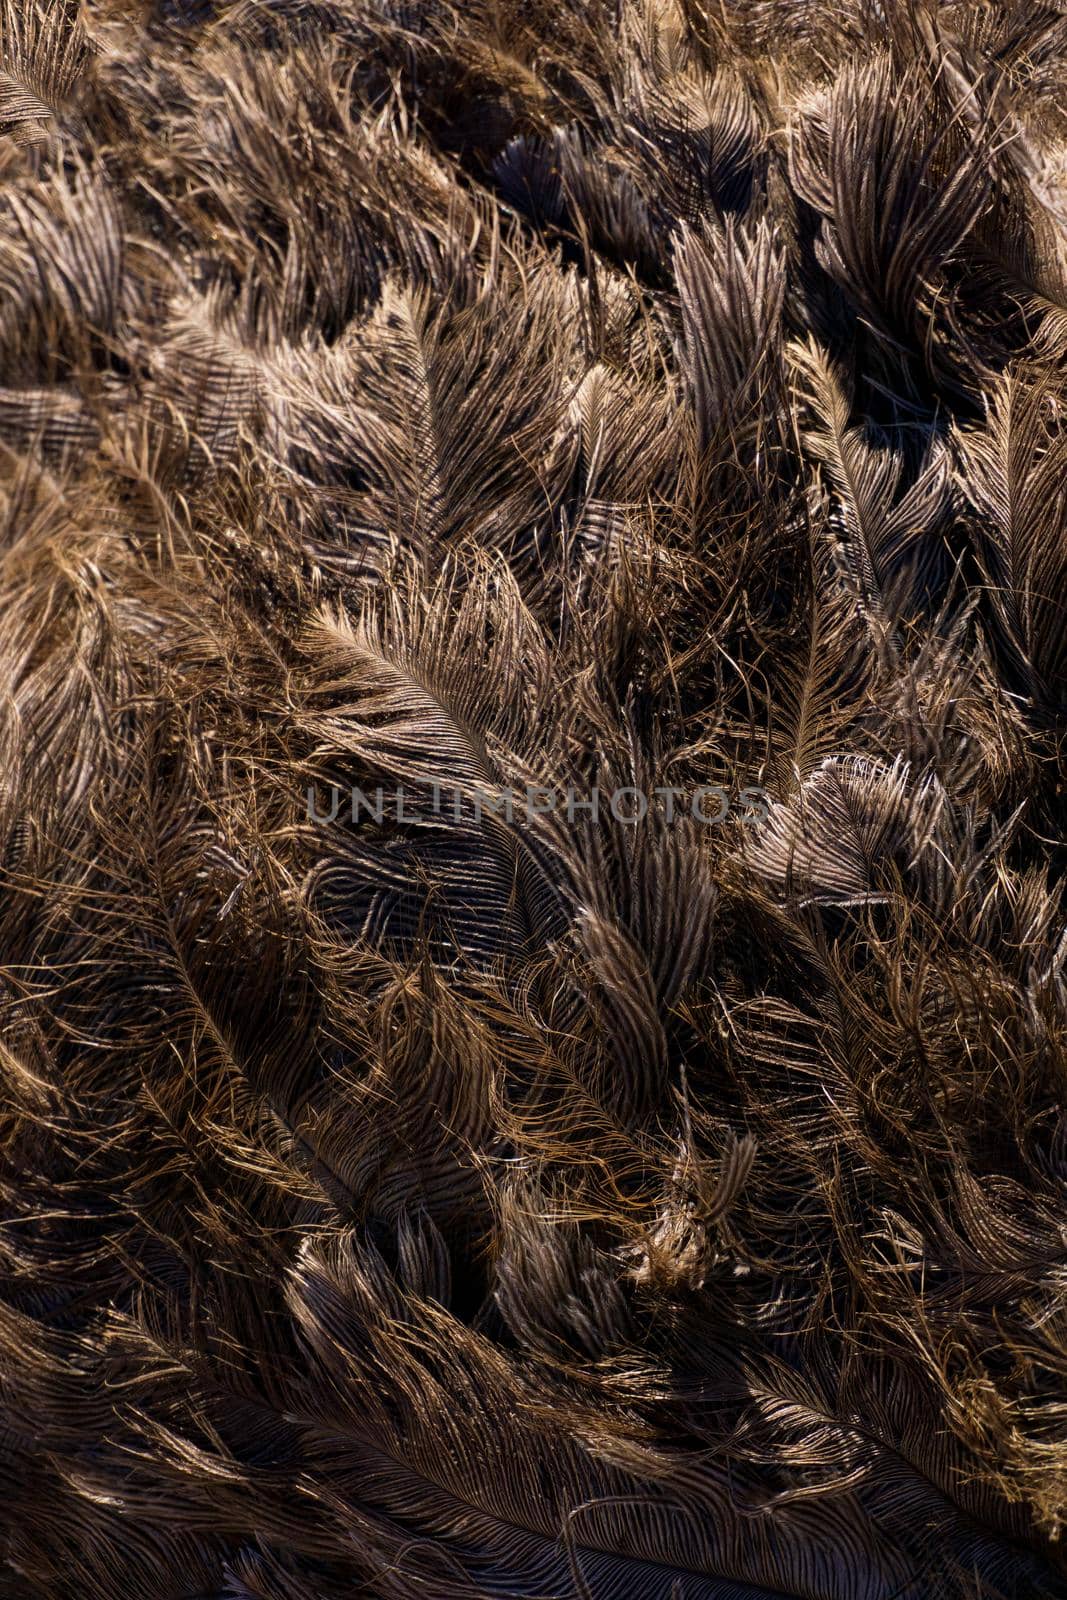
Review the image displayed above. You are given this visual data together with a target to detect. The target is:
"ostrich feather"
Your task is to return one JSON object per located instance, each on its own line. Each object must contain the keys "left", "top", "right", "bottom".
{"left": 1, "top": 5, "right": 1066, "bottom": 1599}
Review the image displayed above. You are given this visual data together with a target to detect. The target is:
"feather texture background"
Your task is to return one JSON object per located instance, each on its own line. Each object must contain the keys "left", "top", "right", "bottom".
{"left": 1, "top": 1, "right": 1066, "bottom": 1596}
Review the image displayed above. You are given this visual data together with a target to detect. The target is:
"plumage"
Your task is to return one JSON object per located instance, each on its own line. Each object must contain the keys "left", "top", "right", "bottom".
{"left": 1, "top": 3, "right": 1067, "bottom": 1599}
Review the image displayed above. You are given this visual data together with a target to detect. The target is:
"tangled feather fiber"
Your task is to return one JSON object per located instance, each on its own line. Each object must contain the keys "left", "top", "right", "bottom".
{"left": 2, "top": 1, "right": 1067, "bottom": 1596}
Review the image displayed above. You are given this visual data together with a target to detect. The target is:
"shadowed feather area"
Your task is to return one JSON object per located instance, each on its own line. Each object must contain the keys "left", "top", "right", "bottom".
{"left": 1, "top": 2, "right": 1066, "bottom": 1597}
